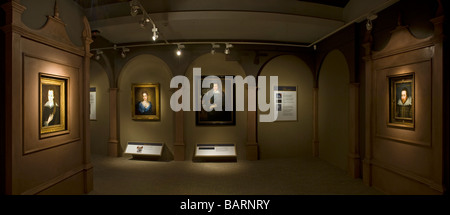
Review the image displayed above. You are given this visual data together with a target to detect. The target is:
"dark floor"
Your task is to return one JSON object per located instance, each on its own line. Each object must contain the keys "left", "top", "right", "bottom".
{"left": 88, "top": 154, "right": 383, "bottom": 195}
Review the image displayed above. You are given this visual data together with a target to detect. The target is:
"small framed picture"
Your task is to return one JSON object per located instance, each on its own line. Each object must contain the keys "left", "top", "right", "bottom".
{"left": 39, "top": 73, "right": 69, "bottom": 138}
{"left": 132, "top": 83, "right": 160, "bottom": 120}
{"left": 388, "top": 73, "right": 414, "bottom": 129}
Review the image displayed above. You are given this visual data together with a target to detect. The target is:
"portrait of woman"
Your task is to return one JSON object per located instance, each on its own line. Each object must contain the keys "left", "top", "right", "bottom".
{"left": 132, "top": 83, "right": 160, "bottom": 120}
{"left": 135, "top": 91, "right": 152, "bottom": 115}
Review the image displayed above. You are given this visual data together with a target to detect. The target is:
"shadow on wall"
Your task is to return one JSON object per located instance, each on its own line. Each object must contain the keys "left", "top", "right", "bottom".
{"left": 257, "top": 55, "right": 313, "bottom": 159}
{"left": 318, "top": 49, "right": 350, "bottom": 171}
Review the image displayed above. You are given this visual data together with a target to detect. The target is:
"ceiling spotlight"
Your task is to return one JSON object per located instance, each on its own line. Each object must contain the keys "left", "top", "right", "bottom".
{"left": 211, "top": 43, "right": 220, "bottom": 55}
{"left": 366, "top": 19, "right": 373, "bottom": 31}
{"left": 366, "top": 14, "right": 378, "bottom": 31}
{"left": 121, "top": 47, "right": 130, "bottom": 58}
{"left": 130, "top": 0, "right": 140, "bottom": 16}
{"left": 95, "top": 50, "right": 103, "bottom": 60}
{"left": 225, "top": 43, "right": 233, "bottom": 55}
{"left": 139, "top": 18, "right": 147, "bottom": 28}
{"left": 176, "top": 44, "right": 185, "bottom": 56}
{"left": 152, "top": 26, "right": 159, "bottom": 41}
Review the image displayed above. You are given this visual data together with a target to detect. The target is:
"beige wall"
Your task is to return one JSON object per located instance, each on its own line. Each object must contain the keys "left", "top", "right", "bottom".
{"left": 258, "top": 55, "right": 313, "bottom": 159}
{"left": 118, "top": 55, "right": 174, "bottom": 156}
{"left": 318, "top": 50, "right": 350, "bottom": 171}
{"left": 89, "top": 61, "right": 110, "bottom": 155}
{"left": 184, "top": 53, "right": 247, "bottom": 160}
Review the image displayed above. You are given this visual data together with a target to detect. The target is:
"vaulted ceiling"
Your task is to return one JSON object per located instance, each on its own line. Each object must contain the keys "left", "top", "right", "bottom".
{"left": 74, "top": 0, "right": 399, "bottom": 47}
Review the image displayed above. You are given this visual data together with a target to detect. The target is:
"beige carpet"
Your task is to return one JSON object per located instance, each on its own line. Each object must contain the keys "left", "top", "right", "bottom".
{"left": 88, "top": 154, "right": 383, "bottom": 195}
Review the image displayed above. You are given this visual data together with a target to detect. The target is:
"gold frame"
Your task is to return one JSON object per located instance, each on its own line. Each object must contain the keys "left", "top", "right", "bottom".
{"left": 388, "top": 73, "right": 415, "bottom": 129}
{"left": 131, "top": 83, "right": 160, "bottom": 120}
{"left": 39, "top": 73, "right": 69, "bottom": 138}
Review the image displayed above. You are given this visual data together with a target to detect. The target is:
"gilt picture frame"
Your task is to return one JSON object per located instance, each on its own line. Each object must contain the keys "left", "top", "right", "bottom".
{"left": 39, "top": 73, "right": 69, "bottom": 138}
{"left": 131, "top": 83, "right": 160, "bottom": 121}
{"left": 388, "top": 73, "right": 415, "bottom": 129}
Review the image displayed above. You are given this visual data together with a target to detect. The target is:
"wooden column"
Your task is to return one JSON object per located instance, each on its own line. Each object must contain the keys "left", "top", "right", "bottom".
{"left": 174, "top": 110, "right": 185, "bottom": 161}
{"left": 362, "top": 41, "right": 373, "bottom": 186}
{"left": 82, "top": 16, "right": 94, "bottom": 193}
{"left": 348, "top": 83, "right": 361, "bottom": 178}
{"left": 108, "top": 88, "right": 119, "bottom": 157}
{"left": 1, "top": 0, "right": 25, "bottom": 195}
{"left": 246, "top": 110, "right": 258, "bottom": 160}
{"left": 312, "top": 87, "right": 319, "bottom": 157}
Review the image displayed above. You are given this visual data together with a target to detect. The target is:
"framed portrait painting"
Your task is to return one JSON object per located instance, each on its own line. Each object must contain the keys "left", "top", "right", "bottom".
{"left": 39, "top": 73, "right": 69, "bottom": 138}
{"left": 195, "top": 75, "right": 235, "bottom": 126}
{"left": 388, "top": 73, "right": 415, "bottom": 129}
{"left": 132, "top": 83, "right": 160, "bottom": 120}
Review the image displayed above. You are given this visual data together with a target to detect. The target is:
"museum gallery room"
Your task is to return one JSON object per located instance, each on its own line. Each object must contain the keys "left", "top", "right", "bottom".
{"left": 1, "top": 0, "right": 449, "bottom": 198}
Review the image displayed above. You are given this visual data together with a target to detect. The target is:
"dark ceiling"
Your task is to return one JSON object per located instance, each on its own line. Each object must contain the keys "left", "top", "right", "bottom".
{"left": 75, "top": 0, "right": 350, "bottom": 9}
{"left": 299, "top": 0, "right": 350, "bottom": 8}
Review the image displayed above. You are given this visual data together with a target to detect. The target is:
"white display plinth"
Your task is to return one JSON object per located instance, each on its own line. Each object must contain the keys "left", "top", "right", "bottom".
{"left": 125, "top": 142, "right": 163, "bottom": 157}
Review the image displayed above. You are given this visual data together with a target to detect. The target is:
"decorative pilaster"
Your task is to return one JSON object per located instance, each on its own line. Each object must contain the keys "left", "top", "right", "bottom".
{"left": 1, "top": 0, "right": 26, "bottom": 195}
{"left": 246, "top": 111, "right": 258, "bottom": 160}
{"left": 312, "top": 87, "right": 319, "bottom": 157}
{"left": 348, "top": 83, "right": 361, "bottom": 178}
{"left": 108, "top": 88, "right": 120, "bottom": 157}
{"left": 82, "top": 15, "right": 94, "bottom": 193}
{"left": 174, "top": 110, "right": 185, "bottom": 161}
{"left": 362, "top": 40, "right": 373, "bottom": 186}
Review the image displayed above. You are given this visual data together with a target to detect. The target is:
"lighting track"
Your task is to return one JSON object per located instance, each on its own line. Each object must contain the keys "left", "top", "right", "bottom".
{"left": 91, "top": 0, "right": 399, "bottom": 54}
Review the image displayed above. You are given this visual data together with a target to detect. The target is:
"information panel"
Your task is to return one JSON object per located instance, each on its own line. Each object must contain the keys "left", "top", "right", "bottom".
{"left": 90, "top": 87, "right": 96, "bottom": 120}
{"left": 274, "top": 86, "right": 297, "bottom": 121}
{"left": 125, "top": 142, "right": 164, "bottom": 156}
{"left": 194, "top": 143, "right": 236, "bottom": 157}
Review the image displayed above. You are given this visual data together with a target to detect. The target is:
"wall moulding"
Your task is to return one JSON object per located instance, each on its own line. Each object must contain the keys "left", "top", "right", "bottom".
{"left": 1, "top": 1, "right": 87, "bottom": 57}
{"left": 370, "top": 159, "right": 444, "bottom": 193}
{"left": 374, "top": 134, "right": 430, "bottom": 148}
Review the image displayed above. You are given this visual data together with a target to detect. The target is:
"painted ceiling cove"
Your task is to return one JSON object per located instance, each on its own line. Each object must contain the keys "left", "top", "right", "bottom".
{"left": 74, "top": 0, "right": 399, "bottom": 46}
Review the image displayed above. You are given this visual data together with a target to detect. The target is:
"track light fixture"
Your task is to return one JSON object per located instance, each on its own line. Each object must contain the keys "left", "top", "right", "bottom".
{"left": 139, "top": 18, "right": 147, "bottom": 28}
{"left": 130, "top": 0, "right": 160, "bottom": 42}
{"left": 211, "top": 43, "right": 220, "bottom": 55}
{"left": 176, "top": 44, "right": 185, "bottom": 56}
{"left": 152, "top": 26, "right": 159, "bottom": 41}
{"left": 366, "top": 14, "right": 378, "bottom": 31}
{"left": 225, "top": 43, "right": 233, "bottom": 55}
{"left": 95, "top": 50, "right": 103, "bottom": 60}
{"left": 121, "top": 47, "right": 130, "bottom": 58}
{"left": 130, "top": 0, "right": 140, "bottom": 16}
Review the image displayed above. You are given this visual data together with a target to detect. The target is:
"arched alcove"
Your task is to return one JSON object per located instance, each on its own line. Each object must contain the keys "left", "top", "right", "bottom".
{"left": 258, "top": 55, "right": 313, "bottom": 159}
{"left": 89, "top": 60, "right": 110, "bottom": 155}
{"left": 318, "top": 49, "right": 350, "bottom": 171}
{"left": 117, "top": 54, "right": 174, "bottom": 155}
{"left": 184, "top": 53, "right": 247, "bottom": 160}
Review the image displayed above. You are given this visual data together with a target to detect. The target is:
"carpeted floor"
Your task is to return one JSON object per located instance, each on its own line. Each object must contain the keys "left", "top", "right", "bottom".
{"left": 88, "top": 154, "right": 383, "bottom": 195}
